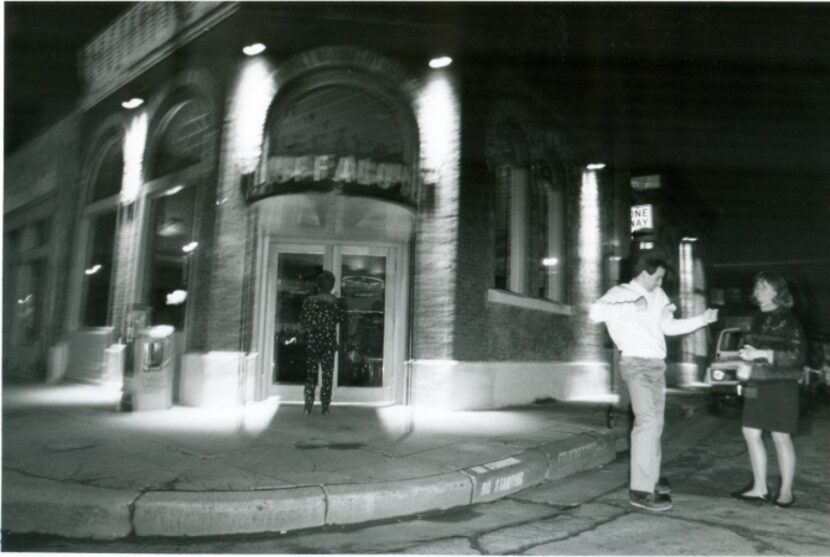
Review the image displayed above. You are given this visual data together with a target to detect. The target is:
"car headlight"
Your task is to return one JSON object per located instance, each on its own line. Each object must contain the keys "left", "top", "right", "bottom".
{"left": 712, "top": 369, "right": 725, "bottom": 381}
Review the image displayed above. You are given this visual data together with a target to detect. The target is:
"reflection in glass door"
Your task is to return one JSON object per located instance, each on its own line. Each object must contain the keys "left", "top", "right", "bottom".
{"left": 338, "top": 252, "right": 387, "bottom": 387}
{"left": 273, "top": 252, "right": 323, "bottom": 384}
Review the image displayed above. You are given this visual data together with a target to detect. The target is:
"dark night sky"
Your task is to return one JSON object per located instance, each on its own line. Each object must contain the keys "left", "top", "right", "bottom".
{"left": 5, "top": 2, "right": 830, "bottom": 274}
{"left": 4, "top": 1, "right": 129, "bottom": 152}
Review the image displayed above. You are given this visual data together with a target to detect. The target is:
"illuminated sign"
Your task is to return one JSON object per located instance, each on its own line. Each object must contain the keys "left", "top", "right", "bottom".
{"left": 631, "top": 204, "right": 654, "bottom": 232}
{"left": 631, "top": 175, "right": 662, "bottom": 191}
{"left": 246, "top": 154, "right": 416, "bottom": 205}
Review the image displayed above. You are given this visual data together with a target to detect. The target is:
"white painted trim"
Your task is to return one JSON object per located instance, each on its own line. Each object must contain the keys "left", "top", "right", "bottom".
{"left": 487, "top": 288, "right": 573, "bottom": 315}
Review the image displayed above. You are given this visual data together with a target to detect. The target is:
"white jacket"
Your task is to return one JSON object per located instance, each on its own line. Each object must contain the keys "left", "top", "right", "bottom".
{"left": 590, "top": 281, "right": 707, "bottom": 359}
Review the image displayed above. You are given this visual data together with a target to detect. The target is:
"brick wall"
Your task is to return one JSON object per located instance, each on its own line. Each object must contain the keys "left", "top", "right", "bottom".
{"left": 202, "top": 115, "right": 249, "bottom": 352}
{"left": 4, "top": 114, "right": 84, "bottom": 378}
{"left": 450, "top": 85, "right": 613, "bottom": 366}
{"left": 410, "top": 73, "right": 462, "bottom": 361}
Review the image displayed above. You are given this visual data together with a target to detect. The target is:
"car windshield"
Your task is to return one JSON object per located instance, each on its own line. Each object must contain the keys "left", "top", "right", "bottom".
{"left": 720, "top": 331, "right": 744, "bottom": 351}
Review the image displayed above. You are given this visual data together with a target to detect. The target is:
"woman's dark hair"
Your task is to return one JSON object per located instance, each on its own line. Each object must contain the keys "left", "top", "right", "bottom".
{"left": 316, "top": 270, "right": 336, "bottom": 293}
{"left": 753, "top": 270, "right": 794, "bottom": 309}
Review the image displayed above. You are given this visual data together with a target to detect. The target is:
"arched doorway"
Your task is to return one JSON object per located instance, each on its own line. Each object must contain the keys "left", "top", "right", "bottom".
{"left": 250, "top": 79, "right": 417, "bottom": 405}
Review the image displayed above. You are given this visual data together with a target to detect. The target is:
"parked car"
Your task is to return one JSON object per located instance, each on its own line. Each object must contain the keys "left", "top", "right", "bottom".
{"left": 705, "top": 327, "right": 828, "bottom": 413}
{"left": 704, "top": 327, "right": 746, "bottom": 411}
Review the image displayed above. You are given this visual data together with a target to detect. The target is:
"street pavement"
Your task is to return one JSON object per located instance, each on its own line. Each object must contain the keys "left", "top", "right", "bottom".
{"left": 1, "top": 381, "right": 710, "bottom": 541}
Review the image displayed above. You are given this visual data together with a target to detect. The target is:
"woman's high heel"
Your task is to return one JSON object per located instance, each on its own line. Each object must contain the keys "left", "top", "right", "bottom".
{"left": 774, "top": 496, "right": 795, "bottom": 508}
{"left": 730, "top": 481, "right": 771, "bottom": 502}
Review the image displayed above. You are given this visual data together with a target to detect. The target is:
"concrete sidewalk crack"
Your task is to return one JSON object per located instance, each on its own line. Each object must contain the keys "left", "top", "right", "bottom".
{"left": 510, "top": 508, "right": 629, "bottom": 554}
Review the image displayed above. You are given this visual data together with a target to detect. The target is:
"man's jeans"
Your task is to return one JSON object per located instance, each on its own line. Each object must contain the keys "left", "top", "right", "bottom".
{"left": 620, "top": 356, "right": 666, "bottom": 493}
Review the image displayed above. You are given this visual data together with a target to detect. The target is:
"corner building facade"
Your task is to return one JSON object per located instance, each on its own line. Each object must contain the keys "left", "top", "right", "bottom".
{"left": 6, "top": 3, "right": 638, "bottom": 409}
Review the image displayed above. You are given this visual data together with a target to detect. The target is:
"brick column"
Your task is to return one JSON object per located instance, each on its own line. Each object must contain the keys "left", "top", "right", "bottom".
{"left": 411, "top": 71, "right": 462, "bottom": 361}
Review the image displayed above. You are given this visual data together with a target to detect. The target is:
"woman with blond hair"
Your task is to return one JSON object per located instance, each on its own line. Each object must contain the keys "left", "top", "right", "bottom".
{"left": 731, "top": 271, "right": 805, "bottom": 508}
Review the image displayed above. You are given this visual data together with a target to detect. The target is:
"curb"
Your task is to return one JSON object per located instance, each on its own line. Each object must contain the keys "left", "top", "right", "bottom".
{"left": 133, "top": 486, "right": 328, "bottom": 537}
{"left": 2, "top": 470, "right": 138, "bottom": 540}
{"left": 2, "top": 427, "right": 625, "bottom": 539}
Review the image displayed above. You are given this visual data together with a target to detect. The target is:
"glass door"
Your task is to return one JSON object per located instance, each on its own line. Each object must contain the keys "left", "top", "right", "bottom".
{"left": 265, "top": 243, "right": 394, "bottom": 403}
{"left": 337, "top": 247, "right": 389, "bottom": 390}
{"left": 266, "top": 245, "right": 325, "bottom": 400}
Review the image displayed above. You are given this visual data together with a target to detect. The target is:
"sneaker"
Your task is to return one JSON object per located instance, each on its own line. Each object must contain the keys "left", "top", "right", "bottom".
{"left": 656, "top": 477, "right": 671, "bottom": 495}
{"left": 630, "top": 490, "right": 672, "bottom": 511}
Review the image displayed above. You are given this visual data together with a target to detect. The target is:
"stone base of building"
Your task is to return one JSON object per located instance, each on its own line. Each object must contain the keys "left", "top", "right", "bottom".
{"left": 410, "top": 360, "right": 613, "bottom": 410}
{"left": 179, "top": 351, "right": 258, "bottom": 407}
{"left": 66, "top": 329, "right": 115, "bottom": 384}
{"left": 47, "top": 342, "right": 70, "bottom": 383}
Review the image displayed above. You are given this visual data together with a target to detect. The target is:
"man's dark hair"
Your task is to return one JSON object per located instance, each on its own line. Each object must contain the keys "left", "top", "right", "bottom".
{"left": 632, "top": 255, "right": 670, "bottom": 278}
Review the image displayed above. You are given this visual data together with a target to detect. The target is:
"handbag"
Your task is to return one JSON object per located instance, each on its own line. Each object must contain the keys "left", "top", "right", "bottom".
{"left": 736, "top": 361, "right": 753, "bottom": 381}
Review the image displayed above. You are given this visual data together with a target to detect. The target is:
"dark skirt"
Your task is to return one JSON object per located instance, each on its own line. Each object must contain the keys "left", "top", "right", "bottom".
{"left": 742, "top": 380, "right": 799, "bottom": 434}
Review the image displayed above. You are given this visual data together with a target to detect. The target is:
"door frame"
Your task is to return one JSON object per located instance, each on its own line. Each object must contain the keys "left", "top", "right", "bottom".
{"left": 254, "top": 239, "right": 406, "bottom": 405}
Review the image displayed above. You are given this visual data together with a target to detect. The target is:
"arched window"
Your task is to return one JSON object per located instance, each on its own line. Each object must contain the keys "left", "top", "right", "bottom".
{"left": 490, "top": 122, "right": 567, "bottom": 303}
{"left": 535, "top": 162, "right": 566, "bottom": 302}
{"left": 143, "top": 97, "right": 212, "bottom": 331}
{"left": 147, "top": 99, "right": 211, "bottom": 180}
{"left": 255, "top": 83, "right": 415, "bottom": 207}
{"left": 490, "top": 121, "right": 530, "bottom": 293}
{"left": 80, "top": 139, "right": 123, "bottom": 327}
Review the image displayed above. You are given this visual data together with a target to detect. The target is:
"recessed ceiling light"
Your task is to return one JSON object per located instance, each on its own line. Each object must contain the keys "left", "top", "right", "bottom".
{"left": 429, "top": 56, "right": 452, "bottom": 69}
{"left": 121, "top": 97, "right": 144, "bottom": 110}
{"left": 243, "top": 43, "right": 266, "bottom": 56}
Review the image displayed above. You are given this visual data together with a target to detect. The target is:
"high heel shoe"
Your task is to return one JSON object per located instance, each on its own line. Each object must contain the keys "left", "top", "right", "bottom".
{"left": 730, "top": 481, "right": 771, "bottom": 502}
{"left": 774, "top": 496, "right": 795, "bottom": 508}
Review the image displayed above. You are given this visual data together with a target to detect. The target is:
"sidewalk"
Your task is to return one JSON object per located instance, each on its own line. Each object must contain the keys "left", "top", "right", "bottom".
{"left": 1, "top": 381, "right": 709, "bottom": 540}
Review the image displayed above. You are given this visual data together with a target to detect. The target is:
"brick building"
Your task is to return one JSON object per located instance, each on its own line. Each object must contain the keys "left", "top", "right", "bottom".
{"left": 4, "top": 3, "right": 710, "bottom": 409}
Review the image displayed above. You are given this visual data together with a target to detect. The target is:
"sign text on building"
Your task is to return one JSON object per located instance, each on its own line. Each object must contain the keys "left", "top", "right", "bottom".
{"left": 246, "top": 154, "right": 416, "bottom": 205}
{"left": 631, "top": 175, "right": 662, "bottom": 191}
{"left": 631, "top": 204, "right": 654, "bottom": 233}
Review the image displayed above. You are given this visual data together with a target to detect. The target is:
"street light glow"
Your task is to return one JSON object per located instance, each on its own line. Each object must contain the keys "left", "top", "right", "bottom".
{"left": 233, "top": 56, "right": 276, "bottom": 173}
{"left": 586, "top": 163, "right": 606, "bottom": 170}
{"left": 122, "top": 111, "right": 148, "bottom": 205}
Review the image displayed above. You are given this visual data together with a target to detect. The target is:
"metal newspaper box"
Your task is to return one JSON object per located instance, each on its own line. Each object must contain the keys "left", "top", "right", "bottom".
{"left": 133, "top": 325, "right": 175, "bottom": 411}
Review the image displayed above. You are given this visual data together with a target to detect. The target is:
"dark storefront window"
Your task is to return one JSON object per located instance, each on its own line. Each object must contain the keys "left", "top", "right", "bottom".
{"left": 4, "top": 223, "right": 49, "bottom": 345}
{"left": 81, "top": 212, "right": 117, "bottom": 327}
{"left": 90, "top": 143, "right": 123, "bottom": 202}
{"left": 15, "top": 260, "right": 46, "bottom": 344}
{"left": 146, "top": 186, "right": 197, "bottom": 329}
{"left": 80, "top": 138, "right": 122, "bottom": 327}
{"left": 493, "top": 165, "right": 512, "bottom": 290}
{"left": 537, "top": 185, "right": 565, "bottom": 303}
{"left": 148, "top": 100, "right": 209, "bottom": 180}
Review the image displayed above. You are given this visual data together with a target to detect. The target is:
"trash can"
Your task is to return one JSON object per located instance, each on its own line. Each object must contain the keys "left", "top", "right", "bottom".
{"left": 132, "top": 325, "right": 176, "bottom": 411}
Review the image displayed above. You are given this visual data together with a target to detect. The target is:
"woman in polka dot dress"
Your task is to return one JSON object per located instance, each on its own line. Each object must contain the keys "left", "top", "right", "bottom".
{"left": 300, "top": 271, "right": 346, "bottom": 414}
